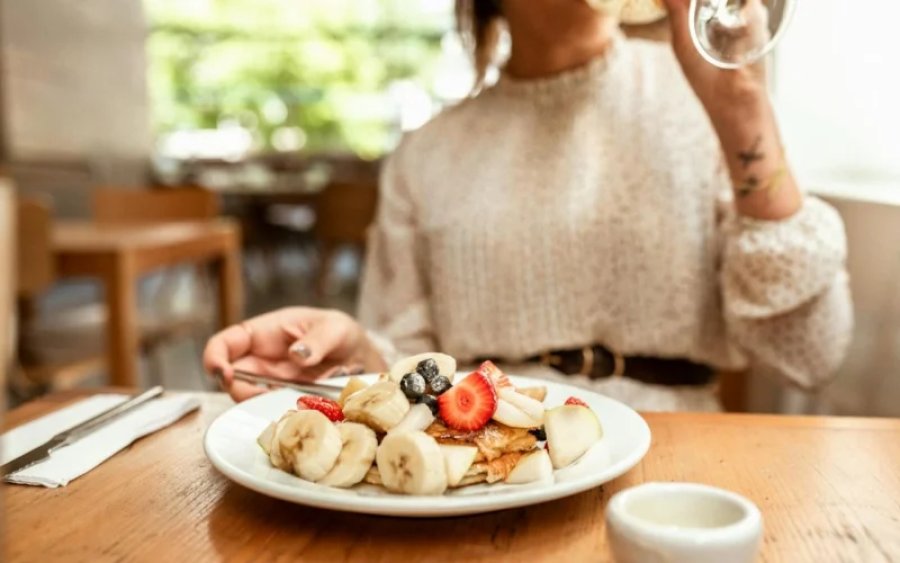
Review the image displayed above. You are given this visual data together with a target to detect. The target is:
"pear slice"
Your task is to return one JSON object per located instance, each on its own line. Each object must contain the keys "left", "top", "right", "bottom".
{"left": 257, "top": 422, "right": 276, "bottom": 455}
{"left": 439, "top": 444, "right": 479, "bottom": 487}
{"left": 517, "top": 386, "right": 547, "bottom": 402}
{"left": 544, "top": 405, "right": 603, "bottom": 469}
{"left": 506, "top": 449, "right": 554, "bottom": 484}
{"left": 388, "top": 403, "right": 435, "bottom": 435}
{"left": 499, "top": 388, "right": 544, "bottom": 424}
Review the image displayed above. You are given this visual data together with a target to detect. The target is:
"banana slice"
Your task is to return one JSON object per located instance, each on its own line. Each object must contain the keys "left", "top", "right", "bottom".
{"left": 317, "top": 422, "right": 378, "bottom": 488}
{"left": 364, "top": 464, "right": 382, "bottom": 486}
{"left": 342, "top": 381, "right": 410, "bottom": 432}
{"left": 338, "top": 376, "right": 369, "bottom": 407}
{"left": 268, "top": 410, "right": 299, "bottom": 472}
{"left": 275, "top": 410, "right": 342, "bottom": 481}
{"left": 376, "top": 431, "right": 448, "bottom": 495}
{"left": 388, "top": 353, "right": 457, "bottom": 383}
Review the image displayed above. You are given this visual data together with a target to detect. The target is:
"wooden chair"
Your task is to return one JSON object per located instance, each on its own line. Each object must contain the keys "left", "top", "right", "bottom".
{"left": 13, "top": 195, "right": 106, "bottom": 394}
{"left": 92, "top": 187, "right": 219, "bottom": 224}
{"left": 91, "top": 187, "right": 223, "bottom": 384}
{"left": 718, "top": 370, "right": 749, "bottom": 412}
{"left": 1, "top": 180, "right": 15, "bottom": 407}
{"left": 312, "top": 181, "right": 378, "bottom": 297}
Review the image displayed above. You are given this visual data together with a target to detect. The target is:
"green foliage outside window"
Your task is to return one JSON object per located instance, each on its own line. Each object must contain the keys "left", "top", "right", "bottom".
{"left": 145, "top": 0, "right": 452, "bottom": 158}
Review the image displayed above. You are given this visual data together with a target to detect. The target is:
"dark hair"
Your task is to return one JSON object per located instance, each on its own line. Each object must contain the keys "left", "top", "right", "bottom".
{"left": 455, "top": 0, "right": 503, "bottom": 93}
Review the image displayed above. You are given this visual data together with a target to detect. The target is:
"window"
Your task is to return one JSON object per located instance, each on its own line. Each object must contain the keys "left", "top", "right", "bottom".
{"left": 144, "top": 0, "right": 464, "bottom": 160}
{"left": 774, "top": 1, "right": 900, "bottom": 195}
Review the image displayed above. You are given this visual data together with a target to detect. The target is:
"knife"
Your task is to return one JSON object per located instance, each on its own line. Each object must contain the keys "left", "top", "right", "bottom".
{"left": 2, "top": 385, "right": 165, "bottom": 478}
{"left": 225, "top": 369, "right": 344, "bottom": 398}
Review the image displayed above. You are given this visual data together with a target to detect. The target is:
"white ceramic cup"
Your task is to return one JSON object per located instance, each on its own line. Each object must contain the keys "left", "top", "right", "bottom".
{"left": 606, "top": 482, "right": 763, "bottom": 563}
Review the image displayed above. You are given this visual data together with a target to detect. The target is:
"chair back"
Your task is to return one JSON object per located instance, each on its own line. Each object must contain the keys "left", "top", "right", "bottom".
{"left": 313, "top": 181, "right": 378, "bottom": 245}
{"left": 92, "top": 187, "right": 219, "bottom": 224}
{"left": 1, "top": 179, "right": 16, "bottom": 402}
{"left": 15, "top": 194, "right": 56, "bottom": 299}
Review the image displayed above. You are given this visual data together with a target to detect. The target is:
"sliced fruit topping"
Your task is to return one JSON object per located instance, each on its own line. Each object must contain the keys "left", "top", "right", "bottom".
{"left": 477, "top": 360, "right": 511, "bottom": 389}
{"left": 417, "top": 394, "right": 439, "bottom": 416}
{"left": 400, "top": 372, "right": 427, "bottom": 400}
{"left": 376, "top": 430, "right": 448, "bottom": 495}
{"left": 318, "top": 422, "right": 378, "bottom": 488}
{"left": 338, "top": 376, "right": 369, "bottom": 407}
{"left": 267, "top": 410, "right": 299, "bottom": 471}
{"left": 564, "top": 396, "right": 589, "bottom": 408}
{"left": 342, "top": 381, "right": 410, "bottom": 432}
{"left": 439, "top": 444, "right": 479, "bottom": 487}
{"left": 517, "top": 386, "right": 547, "bottom": 402}
{"left": 388, "top": 403, "right": 435, "bottom": 435}
{"left": 437, "top": 370, "right": 497, "bottom": 431}
{"left": 388, "top": 353, "right": 456, "bottom": 384}
{"left": 257, "top": 421, "right": 276, "bottom": 455}
{"left": 297, "top": 395, "right": 345, "bottom": 422}
{"left": 491, "top": 387, "right": 544, "bottom": 428}
{"left": 506, "top": 449, "right": 554, "bottom": 484}
{"left": 416, "top": 358, "right": 440, "bottom": 383}
{"left": 544, "top": 405, "right": 603, "bottom": 469}
{"left": 429, "top": 375, "right": 452, "bottom": 395}
{"left": 274, "top": 410, "right": 343, "bottom": 481}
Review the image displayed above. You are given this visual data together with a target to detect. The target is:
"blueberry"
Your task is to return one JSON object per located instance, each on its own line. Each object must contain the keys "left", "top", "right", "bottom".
{"left": 529, "top": 426, "right": 547, "bottom": 441}
{"left": 417, "top": 394, "right": 439, "bottom": 416}
{"left": 429, "top": 375, "right": 451, "bottom": 395}
{"left": 400, "top": 372, "right": 426, "bottom": 400}
{"left": 416, "top": 358, "right": 439, "bottom": 383}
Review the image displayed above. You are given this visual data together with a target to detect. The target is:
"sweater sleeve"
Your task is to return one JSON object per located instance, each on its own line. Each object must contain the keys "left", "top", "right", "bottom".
{"left": 357, "top": 139, "right": 436, "bottom": 364}
{"left": 719, "top": 194, "right": 854, "bottom": 389}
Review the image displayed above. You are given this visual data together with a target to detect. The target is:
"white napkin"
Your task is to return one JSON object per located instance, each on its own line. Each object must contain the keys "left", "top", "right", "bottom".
{"left": 1, "top": 393, "right": 200, "bottom": 488}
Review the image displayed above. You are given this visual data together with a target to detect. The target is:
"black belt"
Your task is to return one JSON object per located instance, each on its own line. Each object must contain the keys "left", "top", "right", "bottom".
{"left": 479, "top": 345, "right": 714, "bottom": 387}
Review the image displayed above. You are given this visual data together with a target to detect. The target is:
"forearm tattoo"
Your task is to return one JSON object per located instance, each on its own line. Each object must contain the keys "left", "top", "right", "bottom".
{"left": 735, "top": 135, "right": 786, "bottom": 199}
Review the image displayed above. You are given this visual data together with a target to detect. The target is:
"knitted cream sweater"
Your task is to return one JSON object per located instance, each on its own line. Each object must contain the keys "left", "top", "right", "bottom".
{"left": 358, "top": 32, "right": 852, "bottom": 411}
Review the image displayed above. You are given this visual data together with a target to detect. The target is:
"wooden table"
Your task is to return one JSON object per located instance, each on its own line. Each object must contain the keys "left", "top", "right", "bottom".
{"left": 5, "top": 391, "right": 899, "bottom": 562}
{"left": 52, "top": 221, "right": 243, "bottom": 387}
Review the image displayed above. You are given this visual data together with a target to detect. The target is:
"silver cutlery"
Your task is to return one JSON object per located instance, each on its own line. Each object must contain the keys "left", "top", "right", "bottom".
{"left": 222, "top": 369, "right": 344, "bottom": 398}
{"left": 2, "top": 385, "right": 165, "bottom": 477}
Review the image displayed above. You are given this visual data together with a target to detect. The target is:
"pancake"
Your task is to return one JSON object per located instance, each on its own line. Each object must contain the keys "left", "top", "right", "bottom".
{"left": 426, "top": 421, "right": 537, "bottom": 462}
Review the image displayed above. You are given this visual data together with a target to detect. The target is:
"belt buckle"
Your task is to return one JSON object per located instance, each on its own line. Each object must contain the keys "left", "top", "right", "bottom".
{"left": 611, "top": 349, "right": 626, "bottom": 377}
{"left": 579, "top": 346, "right": 595, "bottom": 377}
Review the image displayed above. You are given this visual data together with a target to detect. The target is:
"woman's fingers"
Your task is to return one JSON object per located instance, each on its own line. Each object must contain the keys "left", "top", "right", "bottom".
{"left": 202, "top": 324, "right": 253, "bottom": 379}
{"left": 287, "top": 315, "right": 349, "bottom": 368}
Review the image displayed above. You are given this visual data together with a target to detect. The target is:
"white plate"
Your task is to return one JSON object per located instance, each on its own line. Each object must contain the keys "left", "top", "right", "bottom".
{"left": 204, "top": 374, "right": 651, "bottom": 517}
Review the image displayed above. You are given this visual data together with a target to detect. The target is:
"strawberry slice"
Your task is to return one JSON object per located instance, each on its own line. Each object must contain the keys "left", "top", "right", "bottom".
{"left": 565, "top": 396, "right": 589, "bottom": 408}
{"left": 477, "top": 360, "right": 512, "bottom": 389}
{"left": 297, "top": 395, "right": 344, "bottom": 422}
{"left": 438, "top": 370, "right": 498, "bottom": 431}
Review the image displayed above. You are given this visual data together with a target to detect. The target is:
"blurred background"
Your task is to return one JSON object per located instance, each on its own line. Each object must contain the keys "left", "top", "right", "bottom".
{"left": 1, "top": 0, "right": 898, "bottom": 416}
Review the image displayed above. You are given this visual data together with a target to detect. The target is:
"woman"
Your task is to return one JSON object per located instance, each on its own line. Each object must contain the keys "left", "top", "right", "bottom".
{"left": 204, "top": 0, "right": 852, "bottom": 411}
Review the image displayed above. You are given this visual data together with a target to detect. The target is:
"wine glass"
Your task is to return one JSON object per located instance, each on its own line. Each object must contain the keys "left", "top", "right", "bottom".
{"left": 689, "top": 0, "right": 797, "bottom": 69}
{"left": 604, "top": 0, "right": 797, "bottom": 69}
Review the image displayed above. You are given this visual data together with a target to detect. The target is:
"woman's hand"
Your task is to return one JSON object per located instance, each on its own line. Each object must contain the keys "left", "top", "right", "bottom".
{"left": 203, "top": 307, "right": 388, "bottom": 401}
{"left": 661, "top": 0, "right": 802, "bottom": 221}
{"left": 661, "top": 0, "right": 768, "bottom": 120}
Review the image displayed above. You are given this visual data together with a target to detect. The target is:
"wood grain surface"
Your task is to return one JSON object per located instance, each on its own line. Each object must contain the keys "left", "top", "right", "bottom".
{"left": 4, "top": 390, "right": 899, "bottom": 562}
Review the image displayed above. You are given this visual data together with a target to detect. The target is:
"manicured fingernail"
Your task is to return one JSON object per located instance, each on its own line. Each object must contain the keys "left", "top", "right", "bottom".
{"left": 290, "top": 342, "right": 311, "bottom": 359}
